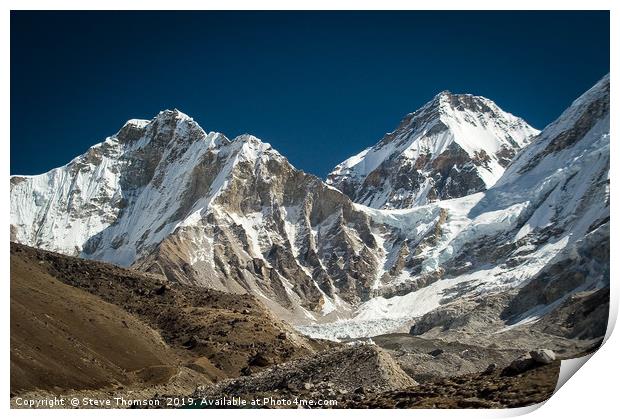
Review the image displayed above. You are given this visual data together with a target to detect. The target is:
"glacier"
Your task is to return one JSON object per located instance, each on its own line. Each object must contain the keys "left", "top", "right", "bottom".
{"left": 10, "top": 76, "right": 609, "bottom": 342}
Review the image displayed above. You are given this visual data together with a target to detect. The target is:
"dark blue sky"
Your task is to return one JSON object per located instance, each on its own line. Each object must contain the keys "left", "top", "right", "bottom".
{"left": 11, "top": 11, "right": 609, "bottom": 178}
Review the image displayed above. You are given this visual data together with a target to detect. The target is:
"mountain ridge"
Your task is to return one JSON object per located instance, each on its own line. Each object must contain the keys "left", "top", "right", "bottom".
{"left": 10, "top": 76, "right": 609, "bottom": 340}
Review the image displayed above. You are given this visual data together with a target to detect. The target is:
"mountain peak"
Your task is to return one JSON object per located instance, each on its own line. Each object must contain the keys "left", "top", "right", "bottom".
{"left": 442, "top": 93, "right": 496, "bottom": 115}
{"left": 327, "top": 91, "right": 539, "bottom": 209}
{"left": 435, "top": 89, "right": 453, "bottom": 99}
{"left": 234, "top": 133, "right": 266, "bottom": 145}
{"left": 153, "top": 108, "right": 193, "bottom": 123}
{"left": 422, "top": 90, "right": 498, "bottom": 117}
{"left": 402, "top": 91, "right": 499, "bottom": 128}
{"left": 115, "top": 108, "right": 200, "bottom": 145}
{"left": 229, "top": 134, "right": 284, "bottom": 163}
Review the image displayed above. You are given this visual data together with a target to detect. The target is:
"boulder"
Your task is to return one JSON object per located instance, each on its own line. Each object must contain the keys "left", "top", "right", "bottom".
{"left": 529, "top": 349, "right": 556, "bottom": 365}
{"left": 501, "top": 355, "right": 536, "bottom": 376}
{"left": 483, "top": 363, "right": 497, "bottom": 374}
{"left": 502, "top": 349, "right": 557, "bottom": 376}
{"left": 428, "top": 348, "right": 444, "bottom": 357}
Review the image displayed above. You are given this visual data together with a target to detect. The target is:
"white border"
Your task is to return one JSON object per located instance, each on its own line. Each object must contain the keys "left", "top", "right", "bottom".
{"left": 1, "top": 0, "right": 617, "bottom": 10}
{"left": 2, "top": 2, "right": 616, "bottom": 418}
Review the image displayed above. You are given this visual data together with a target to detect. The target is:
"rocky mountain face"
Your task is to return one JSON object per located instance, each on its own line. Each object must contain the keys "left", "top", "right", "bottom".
{"left": 10, "top": 75, "right": 609, "bottom": 341}
{"left": 10, "top": 110, "right": 383, "bottom": 321}
{"left": 301, "top": 74, "right": 609, "bottom": 340}
{"left": 327, "top": 91, "right": 539, "bottom": 209}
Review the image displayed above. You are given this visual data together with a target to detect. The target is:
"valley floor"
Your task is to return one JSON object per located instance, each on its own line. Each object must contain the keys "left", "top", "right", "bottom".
{"left": 10, "top": 243, "right": 602, "bottom": 409}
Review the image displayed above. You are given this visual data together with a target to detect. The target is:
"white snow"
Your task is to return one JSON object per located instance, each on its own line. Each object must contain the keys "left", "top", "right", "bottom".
{"left": 11, "top": 76, "right": 609, "bottom": 343}
{"left": 327, "top": 91, "right": 539, "bottom": 208}
{"left": 296, "top": 76, "right": 609, "bottom": 340}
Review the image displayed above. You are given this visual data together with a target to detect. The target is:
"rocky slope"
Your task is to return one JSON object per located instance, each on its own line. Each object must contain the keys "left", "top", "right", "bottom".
{"left": 10, "top": 243, "right": 326, "bottom": 397}
{"left": 11, "top": 245, "right": 183, "bottom": 394}
{"left": 196, "top": 343, "right": 417, "bottom": 402}
{"left": 190, "top": 340, "right": 566, "bottom": 409}
{"left": 327, "top": 91, "right": 539, "bottom": 209}
{"left": 13, "top": 241, "right": 566, "bottom": 410}
{"left": 338, "top": 361, "right": 561, "bottom": 409}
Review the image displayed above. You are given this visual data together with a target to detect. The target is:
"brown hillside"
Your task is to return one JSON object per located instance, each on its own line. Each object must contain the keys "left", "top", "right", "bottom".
{"left": 11, "top": 249, "right": 182, "bottom": 393}
{"left": 10, "top": 243, "right": 326, "bottom": 395}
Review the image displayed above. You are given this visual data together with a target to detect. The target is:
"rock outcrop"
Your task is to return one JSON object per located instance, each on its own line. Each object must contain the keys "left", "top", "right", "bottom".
{"left": 195, "top": 343, "right": 417, "bottom": 401}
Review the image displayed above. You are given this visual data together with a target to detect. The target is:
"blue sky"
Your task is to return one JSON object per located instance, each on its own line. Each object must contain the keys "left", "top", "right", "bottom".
{"left": 11, "top": 11, "right": 609, "bottom": 178}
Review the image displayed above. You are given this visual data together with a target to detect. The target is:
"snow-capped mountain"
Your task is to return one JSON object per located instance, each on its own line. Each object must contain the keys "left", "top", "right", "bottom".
{"left": 327, "top": 91, "right": 539, "bottom": 209}
{"left": 11, "top": 110, "right": 383, "bottom": 321}
{"left": 301, "top": 74, "right": 609, "bottom": 339}
{"left": 10, "top": 75, "right": 609, "bottom": 338}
